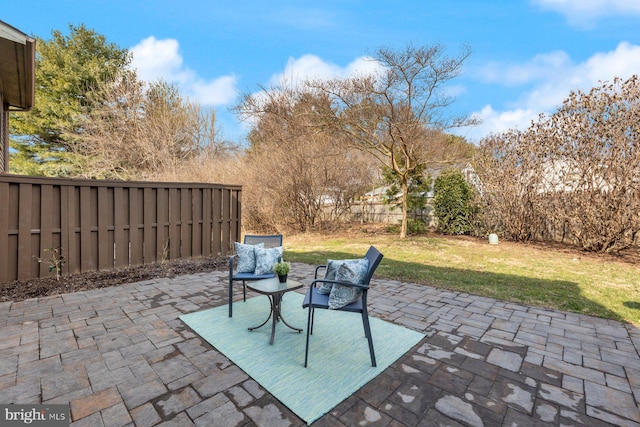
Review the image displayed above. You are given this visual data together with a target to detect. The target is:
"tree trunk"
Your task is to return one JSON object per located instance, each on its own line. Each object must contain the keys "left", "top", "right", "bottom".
{"left": 400, "top": 177, "right": 409, "bottom": 238}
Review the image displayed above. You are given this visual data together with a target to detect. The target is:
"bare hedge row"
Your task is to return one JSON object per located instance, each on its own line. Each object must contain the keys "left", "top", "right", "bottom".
{"left": 473, "top": 76, "right": 640, "bottom": 253}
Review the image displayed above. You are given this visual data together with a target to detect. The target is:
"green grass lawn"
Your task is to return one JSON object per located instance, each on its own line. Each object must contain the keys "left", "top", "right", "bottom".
{"left": 282, "top": 231, "right": 640, "bottom": 325}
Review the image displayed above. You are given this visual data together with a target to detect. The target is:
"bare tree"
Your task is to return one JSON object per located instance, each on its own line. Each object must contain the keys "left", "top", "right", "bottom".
{"left": 72, "top": 70, "right": 146, "bottom": 179}
{"left": 476, "top": 75, "right": 640, "bottom": 253}
{"left": 75, "top": 71, "right": 234, "bottom": 180}
{"left": 236, "top": 84, "right": 375, "bottom": 232}
{"left": 309, "top": 43, "right": 477, "bottom": 237}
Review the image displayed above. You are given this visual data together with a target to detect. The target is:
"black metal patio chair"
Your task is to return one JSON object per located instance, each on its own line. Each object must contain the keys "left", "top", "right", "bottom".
{"left": 302, "top": 246, "right": 384, "bottom": 367}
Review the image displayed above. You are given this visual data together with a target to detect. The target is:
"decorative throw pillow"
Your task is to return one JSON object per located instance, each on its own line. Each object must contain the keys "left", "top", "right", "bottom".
{"left": 318, "top": 258, "right": 368, "bottom": 294}
{"left": 254, "top": 246, "right": 283, "bottom": 275}
{"left": 328, "top": 258, "right": 370, "bottom": 309}
{"left": 318, "top": 259, "right": 351, "bottom": 295}
{"left": 235, "top": 242, "right": 264, "bottom": 273}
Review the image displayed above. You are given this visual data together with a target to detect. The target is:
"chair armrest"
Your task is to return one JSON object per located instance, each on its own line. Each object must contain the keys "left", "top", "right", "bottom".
{"left": 314, "top": 265, "right": 327, "bottom": 279}
{"left": 311, "top": 278, "right": 369, "bottom": 290}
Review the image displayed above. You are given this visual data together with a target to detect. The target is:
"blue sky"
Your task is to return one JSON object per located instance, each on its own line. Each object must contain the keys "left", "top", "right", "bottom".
{"left": 5, "top": 0, "right": 640, "bottom": 143}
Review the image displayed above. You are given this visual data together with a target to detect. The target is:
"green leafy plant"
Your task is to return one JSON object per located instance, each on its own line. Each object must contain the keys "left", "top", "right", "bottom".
{"left": 432, "top": 169, "right": 478, "bottom": 235}
{"left": 273, "top": 261, "right": 291, "bottom": 276}
{"left": 382, "top": 165, "right": 431, "bottom": 216}
{"left": 33, "top": 247, "right": 65, "bottom": 281}
{"left": 386, "top": 218, "right": 428, "bottom": 235}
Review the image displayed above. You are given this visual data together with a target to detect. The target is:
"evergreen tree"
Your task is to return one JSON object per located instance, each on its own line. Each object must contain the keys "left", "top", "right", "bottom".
{"left": 433, "top": 169, "right": 476, "bottom": 235}
{"left": 383, "top": 164, "right": 431, "bottom": 233}
{"left": 9, "top": 24, "right": 130, "bottom": 176}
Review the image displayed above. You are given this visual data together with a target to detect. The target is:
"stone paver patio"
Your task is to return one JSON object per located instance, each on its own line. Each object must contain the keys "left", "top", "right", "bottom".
{"left": 1, "top": 262, "right": 639, "bottom": 426}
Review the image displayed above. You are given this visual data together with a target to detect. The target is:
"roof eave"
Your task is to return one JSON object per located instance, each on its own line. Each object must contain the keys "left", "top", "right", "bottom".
{"left": 0, "top": 20, "right": 36, "bottom": 111}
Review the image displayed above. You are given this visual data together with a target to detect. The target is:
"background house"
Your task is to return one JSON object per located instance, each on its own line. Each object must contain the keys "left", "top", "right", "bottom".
{"left": 0, "top": 20, "right": 36, "bottom": 173}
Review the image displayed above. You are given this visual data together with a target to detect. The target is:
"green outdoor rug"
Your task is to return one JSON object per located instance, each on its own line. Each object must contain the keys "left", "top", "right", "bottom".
{"left": 180, "top": 292, "right": 425, "bottom": 424}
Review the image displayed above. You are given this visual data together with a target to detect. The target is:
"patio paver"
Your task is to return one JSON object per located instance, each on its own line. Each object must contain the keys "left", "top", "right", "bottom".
{"left": 0, "top": 262, "right": 638, "bottom": 426}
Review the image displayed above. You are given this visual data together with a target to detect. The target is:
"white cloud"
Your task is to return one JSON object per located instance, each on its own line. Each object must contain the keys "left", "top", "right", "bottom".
{"left": 478, "top": 51, "right": 572, "bottom": 86}
{"left": 232, "top": 54, "right": 385, "bottom": 136}
{"left": 130, "top": 37, "right": 188, "bottom": 83}
{"left": 468, "top": 106, "right": 540, "bottom": 138}
{"left": 344, "top": 56, "right": 383, "bottom": 77}
{"left": 130, "top": 36, "right": 238, "bottom": 106}
{"left": 582, "top": 41, "right": 640, "bottom": 81}
{"left": 190, "top": 76, "right": 238, "bottom": 106}
{"left": 532, "top": 0, "right": 640, "bottom": 26}
{"left": 268, "top": 54, "right": 382, "bottom": 87}
{"left": 462, "top": 41, "right": 640, "bottom": 142}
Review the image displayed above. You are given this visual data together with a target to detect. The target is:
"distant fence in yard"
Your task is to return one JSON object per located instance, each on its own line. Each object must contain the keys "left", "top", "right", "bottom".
{"left": 326, "top": 201, "right": 435, "bottom": 226}
{"left": 0, "top": 174, "right": 241, "bottom": 282}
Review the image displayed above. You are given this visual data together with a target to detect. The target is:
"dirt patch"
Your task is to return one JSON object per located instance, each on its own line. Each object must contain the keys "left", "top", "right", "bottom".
{"left": 0, "top": 257, "right": 228, "bottom": 303}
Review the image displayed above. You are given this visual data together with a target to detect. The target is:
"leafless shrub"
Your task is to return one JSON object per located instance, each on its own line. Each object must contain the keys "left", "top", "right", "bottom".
{"left": 74, "top": 71, "right": 236, "bottom": 180}
{"left": 475, "top": 75, "right": 640, "bottom": 253}
{"left": 236, "top": 83, "right": 376, "bottom": 232}
{"left": 474, "top": 130, "right": 547, "bottom": 241}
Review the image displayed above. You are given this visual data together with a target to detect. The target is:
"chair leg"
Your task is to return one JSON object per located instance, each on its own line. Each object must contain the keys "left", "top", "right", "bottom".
{"left": 242, "top": 281, "right": 246, "bottom": 301}
{"left": 304, "top": 307, "right": 314, "bottom": 367}
{"left": 310, "top": 308, "right": 315, "bottom": 335}
{"left": 361, "top": 309, "right": 376, "bottom": 367}
{"left": 228, "top": 278, "right": 233, "bottom": 318}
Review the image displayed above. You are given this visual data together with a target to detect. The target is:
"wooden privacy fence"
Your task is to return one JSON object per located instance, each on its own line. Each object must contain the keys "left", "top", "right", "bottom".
{"left": 0, "top": 175, "right": 241, "bottom": 282}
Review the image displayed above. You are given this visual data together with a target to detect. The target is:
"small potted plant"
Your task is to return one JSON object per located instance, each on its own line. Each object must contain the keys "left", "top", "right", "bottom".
{"left": 273, "top": 261, "right": 291, "bottom": 283}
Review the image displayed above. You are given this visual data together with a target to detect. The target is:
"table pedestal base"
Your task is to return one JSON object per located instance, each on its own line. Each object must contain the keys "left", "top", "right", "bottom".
{"left": 248, "top": 293, "right": 302, "bottom": 344}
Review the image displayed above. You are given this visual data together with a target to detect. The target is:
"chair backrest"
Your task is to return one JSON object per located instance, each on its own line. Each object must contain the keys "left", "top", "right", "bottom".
{"left": 243, "top": 234, "right": 283, "bottom": 248}
{"left": 362, "top": 246, "right": 384, "bottom": 286}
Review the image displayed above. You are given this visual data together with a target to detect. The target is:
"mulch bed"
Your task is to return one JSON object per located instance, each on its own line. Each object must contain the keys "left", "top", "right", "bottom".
{"left": 0, "top": 257, "right": 228, "bottom": 303}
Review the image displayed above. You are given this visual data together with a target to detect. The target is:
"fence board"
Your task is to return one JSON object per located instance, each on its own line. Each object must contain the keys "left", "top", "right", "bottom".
{"left": 114, "top": 187, "right": 128, "bottom": 268}
{"left": 0, "top": 182, "right": 8, "bottom": 281}
{"left": 212, "top": 188, "right": 222, "bottom": 256}
{"left": 79, "top": 186, "right": 92, "bottom": 271}
{"left": 192, "top": 188, "right": 202, "bottom": 257}
{"left": 38, "top": 184, "right": 54, "bottom": 277}
{"left": 156, "top": 188, "right": 168, "bottom": 261}
{"left": 203, "top": 188, "right": 212, "bottom": 256}
{"left": 181, "top": 188, "right": 191, "bottom": 258}
{"left": 129, "top": 187, "right": 142, "bottom": 266}
{"left": 97, "top": 186, "right": 111, "bottom": 270}
{"left": 143, "top": 187, "right": 155, "bottom": 264}
{"left": 168, "top": 187, "right": 180, "bottom": 260}
{"left": 60, "top": 186, "right": 73, "bottom": 274}
{"left": 0, "top": 175, "right": 241, "bottom": 282}
{"left": 68, "top": 186, "right": 81, "bottom": 274}
{"left": 17, "top": 183, "right": 32, "bottom": 280}
{"left": 221, "top": 188, "right": 231, "bottom": 255}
